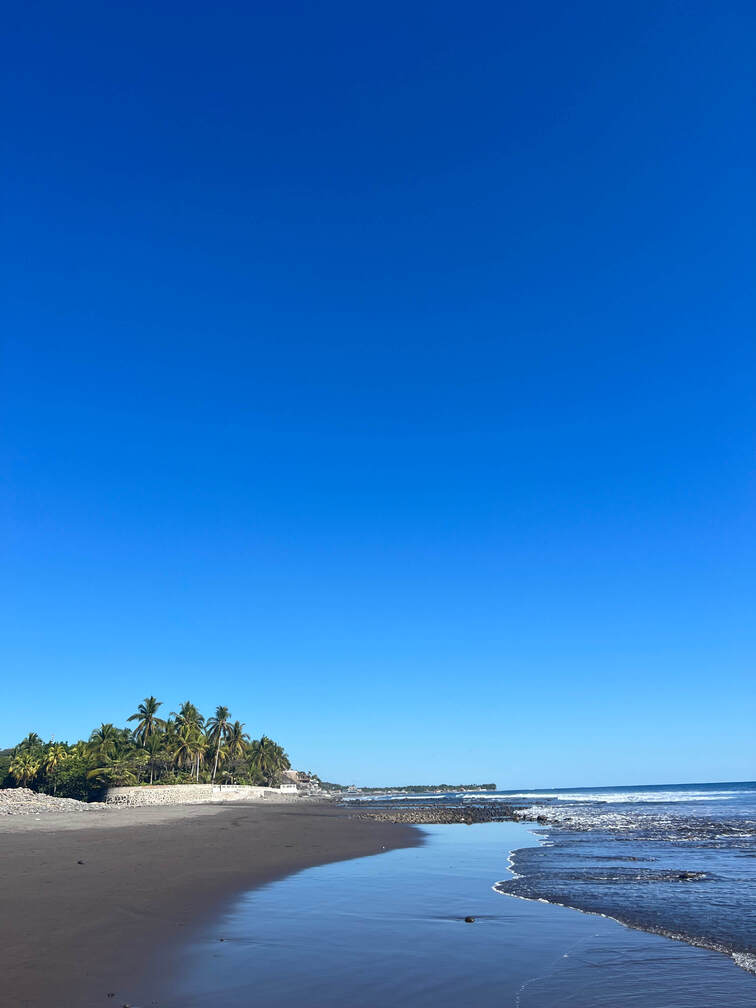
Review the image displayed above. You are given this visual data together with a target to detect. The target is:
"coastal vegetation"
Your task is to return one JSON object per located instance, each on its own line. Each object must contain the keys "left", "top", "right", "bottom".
{"left": 0, "top": 698, "right": 292, "bottom": 801}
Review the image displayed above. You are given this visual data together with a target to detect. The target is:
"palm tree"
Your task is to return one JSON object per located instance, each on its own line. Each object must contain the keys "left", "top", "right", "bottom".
{"left": 88, "top": 723, "right": 120, "bottom": 761}
{"left": 249, "top": 736, "right": 291, "bottom": 786}
{"left": 43, "top": 743, "right": 68, "bottom": 795}
{"left": 225, "top": 721, "right": 250, "bottom": 761}
{"left": 221, "top": 721, "right": 250, "bottom": 783}
{"left": 172, "top": 725, "right": 207, "bottom": 782}
{"left": 127, "top": 697, "right": 165, "bottom": 746}
{"left": 10, "top": 751, "right": 41, "bottom": 787}
{"left": 4, "top": 702, "right": 299, "bottom": 799}
{"left": 171, "top": 727, "right": 193, "bottom": 775}
{"left": 171, "top": 702, "right": 204, "bottom": 731}
{"left": 17, "top": 732, "right": 43, "bottom": 752}
{"left": 143, "top": 733, "right": 166, "bottom": 785}
{"left": 171, "top": 702, "right": 205, "bottom": 780}
{"left": 206, "top": 706, "right": 231, "bottom": 784}
{"left": 87, "top": 752, "right": 144, "bottom": 788}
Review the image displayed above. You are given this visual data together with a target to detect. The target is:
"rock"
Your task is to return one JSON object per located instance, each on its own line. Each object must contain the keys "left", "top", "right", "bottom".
{"left": 0, "top": 788, "right": 109, "bottom": 816}
{"left": 353, "top": 804, "right": 520, "bottom": 825}
{"left": 464, "top": 916, "right": 475, "bottom": 923}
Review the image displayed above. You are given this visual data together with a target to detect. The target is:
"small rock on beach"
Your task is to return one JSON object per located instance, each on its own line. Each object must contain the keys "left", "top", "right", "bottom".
{"left": 0, "top": 788, "right": 108, "bottom": 815}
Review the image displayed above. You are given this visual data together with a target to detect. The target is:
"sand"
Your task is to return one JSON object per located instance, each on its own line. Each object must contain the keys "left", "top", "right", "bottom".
{"left": 0, "top": 801, "right": 421, "bottom": 1007}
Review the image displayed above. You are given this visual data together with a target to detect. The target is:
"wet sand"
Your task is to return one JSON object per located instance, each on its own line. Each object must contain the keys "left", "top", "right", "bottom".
{"left": 139, "top": 821, "right": 756, "bottom": 1008}
{"left": 0, "top": 802, "right": 421, "bottom": 1007}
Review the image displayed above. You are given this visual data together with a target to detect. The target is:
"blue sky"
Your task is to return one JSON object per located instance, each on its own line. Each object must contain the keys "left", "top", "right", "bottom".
{"left": 2, "top": 2, "right": 754, "bottom": 786}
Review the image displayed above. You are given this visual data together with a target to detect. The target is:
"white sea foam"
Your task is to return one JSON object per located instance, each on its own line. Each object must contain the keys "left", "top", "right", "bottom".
{"left": 731, "top": 951, "right": 756, "bottom": 974}
{"left": 500, "top": 790, "right": 741, "bottom": 804}
{"left": 459, "top": 793, "right": 516, "bottom": 802}
{"left": 340, "top": 792, "right": 449, "bottom": 802}
{"left": 512, "top": 804, "right": 643, "bottom": 830}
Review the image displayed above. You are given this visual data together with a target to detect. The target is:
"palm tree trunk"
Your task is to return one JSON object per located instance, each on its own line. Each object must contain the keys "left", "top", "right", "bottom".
{"left": 212, "top": 738, "right": 221, "bottom": 783}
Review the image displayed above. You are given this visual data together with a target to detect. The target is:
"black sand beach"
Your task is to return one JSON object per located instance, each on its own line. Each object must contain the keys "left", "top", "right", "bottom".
{"left": 132, "top": 820, "right": 756, "bottom": 1008}
{"left": 0, "top": 802, "right": 421, "bottom": 1007}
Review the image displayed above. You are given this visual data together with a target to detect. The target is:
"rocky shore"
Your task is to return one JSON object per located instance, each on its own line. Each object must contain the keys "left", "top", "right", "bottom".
{"left": 352, "top": 803, "right": 521, "bottom": 825}
{"left": 0, "top": 787, "right": 108, "bottom": 815}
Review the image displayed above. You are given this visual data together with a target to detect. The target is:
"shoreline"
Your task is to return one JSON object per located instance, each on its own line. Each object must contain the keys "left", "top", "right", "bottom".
{"left": 496, "top": 875, "right": 756, "bottom": 976}
{"left": 357, "top": 800, "right": 756, "bottom": 977}
{"left": 130, "top": 817, "right": 756, "bottom": 1008}
{"left": 495, "top": 818, "right": 756, "bottom": 978}
{"left": 0, "top": 801, "right": 422, "bottom": 1007}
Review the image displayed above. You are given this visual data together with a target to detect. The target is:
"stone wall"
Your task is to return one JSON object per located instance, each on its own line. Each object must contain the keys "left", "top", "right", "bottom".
{"left": 104, "top": 784, "right": 302, "bottom": 807}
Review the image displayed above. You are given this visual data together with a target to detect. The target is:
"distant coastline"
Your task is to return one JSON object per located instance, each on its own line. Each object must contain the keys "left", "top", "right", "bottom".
{"left": 331, "top": 782, "right": 497, "bottom": 794}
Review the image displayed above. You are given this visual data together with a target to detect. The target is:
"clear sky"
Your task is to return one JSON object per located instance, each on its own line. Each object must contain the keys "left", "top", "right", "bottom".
{"left": 2, "top": 2, "right": 754, "bottom": 787}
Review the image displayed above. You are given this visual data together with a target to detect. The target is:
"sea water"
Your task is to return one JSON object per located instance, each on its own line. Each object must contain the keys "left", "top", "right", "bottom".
{"left": 141, "top": 802, "right": 756, "bottom": 1006}
{"left": 493, "top": 781, "right": 756, "bottom": 974}
{"left": 349, "top": 780, "right": 756, "bottom": 976}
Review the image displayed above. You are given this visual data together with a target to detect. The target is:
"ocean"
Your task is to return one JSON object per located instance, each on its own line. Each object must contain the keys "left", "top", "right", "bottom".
{"left": 353, "top": 780, "right": 756, "bottom": 975}
{"left": 496, "top": 781, "right": 756, "bottom": 973}
{"left": 141, "top": 781, "right": 755, "bottom": 1006}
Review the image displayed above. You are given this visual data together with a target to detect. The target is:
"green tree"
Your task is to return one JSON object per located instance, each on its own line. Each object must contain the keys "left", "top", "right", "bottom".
{"left": 171, "top": 703, "right": 205, "bottom": 780}
{"left": 207, "top": 706, "right": 231, "bottom": 784}
{"left": 127, "top": 697, "right": 165, "bottom": 746}
{"left": 49, "top": 754, "right": 90, "bottom": 800}
{"left": 171, "top": 702, "right": 204, "bottom": 731}
{"left": 225, "top": 721, "right": 249, "bottom": 761}
{"left": 0, "top": 751, "right": 12, "bottom": 787}
{"left": 10, "top": 750, "right": 41, "bottom": 787}
{"left": 220, "top": 721, "right": 250, "bottom": 783}
{"left": 143, "top": 733, "right": 168, "bottom": 785}
{"left": 172, "top": 725, "right": 207, "bottom": 782}
{"left": 88, "top": 723, "right": 120, "bottom": 761}
{"left": 17, "top": 732, "right": 43, "bottom": 752}
{"left": 3, "top": 701, "right": 301, "bottom": 800}
{"left": 87, "top": 751, "right": 146, "bottom": 788}
{"left": 249, "top": 736, "right": 290, "bottom": 786}
{"left": 43, "top": 743, "right": 68, "bottom": 794}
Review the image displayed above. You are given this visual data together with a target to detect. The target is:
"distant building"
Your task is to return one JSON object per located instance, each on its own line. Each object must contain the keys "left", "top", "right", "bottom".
{"left": 280, "top": 769, "right": 322, "bottom": 793}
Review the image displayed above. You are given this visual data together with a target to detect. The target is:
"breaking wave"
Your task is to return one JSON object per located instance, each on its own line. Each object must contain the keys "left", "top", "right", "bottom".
{"left": 496, "top": 781, "right": 756, "bottom": 976}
